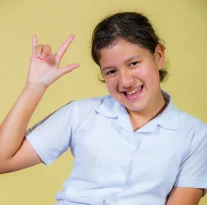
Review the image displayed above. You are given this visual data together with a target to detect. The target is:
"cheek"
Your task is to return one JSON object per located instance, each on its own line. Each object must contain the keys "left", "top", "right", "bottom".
{"left": 133, "top": 63, "right": 160, "bottom": 85}
{"left": 105, "top": 79, "right": 119, "bottom": 94}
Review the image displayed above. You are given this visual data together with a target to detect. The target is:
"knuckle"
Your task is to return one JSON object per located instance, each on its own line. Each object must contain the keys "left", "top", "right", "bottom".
{"left": 44, "top": 44, "right": 51, "bottom": 50}
{"left": 38, "top": 44, "right": 44, "bottom": 48}
{"left": 37, "top": 44, "right": 44, "bottom": 50}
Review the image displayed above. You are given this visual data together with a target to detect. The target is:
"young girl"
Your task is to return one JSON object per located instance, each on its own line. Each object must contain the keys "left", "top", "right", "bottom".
{"left": 0, "top": 12, "right": 207, "bottom": 205}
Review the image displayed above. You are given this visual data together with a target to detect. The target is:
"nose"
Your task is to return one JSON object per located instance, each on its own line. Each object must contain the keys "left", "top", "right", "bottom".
{"left": 119, "top": 70, "right": 135, "bottom": 89}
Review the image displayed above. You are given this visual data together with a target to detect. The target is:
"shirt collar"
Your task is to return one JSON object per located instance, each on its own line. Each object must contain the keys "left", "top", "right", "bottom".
{"left": 94, "top": 91, "right": 181, "bottom": 132}
{"left": 137, "top": 91, "right": 181, "bottom": 133}
{"left": 94, "top": 96, "right": 121, "bottom": 118}
{"left": 155, "top": 91, "right": 181, "bottom": 131}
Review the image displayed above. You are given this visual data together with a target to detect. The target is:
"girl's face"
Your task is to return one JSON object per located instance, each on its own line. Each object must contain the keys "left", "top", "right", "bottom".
{"left": 99, "top": 39, "right": 165, "bottom": 115}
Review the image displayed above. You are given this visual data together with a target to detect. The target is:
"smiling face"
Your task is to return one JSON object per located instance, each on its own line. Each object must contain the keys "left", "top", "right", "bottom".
{"left": 99, "top": 39, "right": 165, "bottom": 116}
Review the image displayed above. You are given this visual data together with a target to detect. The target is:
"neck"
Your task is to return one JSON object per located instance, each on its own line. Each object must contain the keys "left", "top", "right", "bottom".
{"left": 128, "top": 90, "right": 166, "bottom": 131}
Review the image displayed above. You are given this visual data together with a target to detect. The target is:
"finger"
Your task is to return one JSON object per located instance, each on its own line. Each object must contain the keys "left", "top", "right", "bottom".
{"left": 32, "top": 35, "right": 38, "bottom": 56}
{"left": 55, "top": 35, "right": 75, "bottom": 63}
{"left": 36, "top": 44, "right": 44, "bottom": 58}
{"left": 40, "top": 45, "right": 52, "bottom": 60}
{"left": 58, "top": 64, "right": 80, "bottom": 77}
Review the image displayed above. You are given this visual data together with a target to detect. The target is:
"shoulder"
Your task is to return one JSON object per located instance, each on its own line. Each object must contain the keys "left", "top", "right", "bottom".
{"left": 76, "top": 95, "right": 109, "bottom": 107}
{"left": 75, "top": 95, "right": 111, "bottom": 112}
{"left": 73, "top": 95, "right": 116, "bottom": 123}
{"left": 173, "top": 109, "right": 207, "bottom": 149}
{"left": 60, "top": 95, "right": 110, "bottom": 113}
{"left": 163, "top": 90, "right": 207, "bottom": 131}
{"left": 178, "top": 109, "right": 207, "bottom": 133}
{"left": 162, "top": 90, "right": 207, "bottom": 143}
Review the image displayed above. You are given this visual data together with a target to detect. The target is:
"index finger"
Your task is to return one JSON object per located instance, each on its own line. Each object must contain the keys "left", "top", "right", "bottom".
{"left": 55, "top": 35, "right": 75, "bottom": 63}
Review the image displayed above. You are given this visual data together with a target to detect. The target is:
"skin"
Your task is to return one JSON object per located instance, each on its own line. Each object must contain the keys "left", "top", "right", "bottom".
{"left": 0, "top": 35, "right": 79, "bottom": 173}
{"left": 99, "top": 39, "right": 203, "bottom": 204}
{"left": 166, "top": 187, "right": 203, "bottom": 205}
{"left": 0, "top": 35, "right": 203, "bottom": 204}
{"left": 99, "top": 39, "right": 166, "bottom": 130}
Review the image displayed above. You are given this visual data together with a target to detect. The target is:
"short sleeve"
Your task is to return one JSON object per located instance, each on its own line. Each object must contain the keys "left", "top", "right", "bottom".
{"left": 25, "top": 100, "right": 78, "bottom": 165}
{"left": 174, "top": 121, "right": 207, "bottom": 193}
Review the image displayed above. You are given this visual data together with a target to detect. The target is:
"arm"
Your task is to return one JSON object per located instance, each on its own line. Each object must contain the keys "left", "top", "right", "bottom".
{"left": 0, "top": 35, "right": 79, "bottom": 173}
{"left": 0, "top": 85, "right": 45, "bottom": 173}
{"left": 166, "top": 187, "right": 203, "bottom": 205}
{"left": 167, "top": 122, "right": 207, "bottom": 205}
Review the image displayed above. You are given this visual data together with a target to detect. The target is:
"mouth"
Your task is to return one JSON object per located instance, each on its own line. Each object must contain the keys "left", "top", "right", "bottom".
{"left": 122, "top": 85, "right": 144, "bottom": 100}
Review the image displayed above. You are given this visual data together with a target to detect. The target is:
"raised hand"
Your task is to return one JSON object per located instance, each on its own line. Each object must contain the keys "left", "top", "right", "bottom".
{"left": 27, "top": 35, "right": 79, "bottom": 89}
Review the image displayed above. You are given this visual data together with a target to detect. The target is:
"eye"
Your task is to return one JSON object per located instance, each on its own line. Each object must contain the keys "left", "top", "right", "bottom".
{"left": 105, "top": 70, "right": 116, "bottom": 76}
{"left": 129, "top": 61, "right": 139, "bottom": 67}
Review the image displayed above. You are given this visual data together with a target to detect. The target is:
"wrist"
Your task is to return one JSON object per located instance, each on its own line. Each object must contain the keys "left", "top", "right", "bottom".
{"left": 23, "top": 83, "right": 47, "bottom": 96}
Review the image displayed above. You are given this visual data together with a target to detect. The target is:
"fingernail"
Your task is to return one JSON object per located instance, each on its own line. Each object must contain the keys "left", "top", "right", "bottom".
{"left": 70, "top": 34, "right": 75, "bottom": 39}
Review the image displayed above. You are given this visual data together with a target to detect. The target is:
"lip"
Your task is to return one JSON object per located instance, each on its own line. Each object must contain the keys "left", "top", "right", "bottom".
{"left": 121, "top": 85, "right": 142, "bottom": 93}
{"left": 122, "top": 85, "right": 144, "bottom": 101}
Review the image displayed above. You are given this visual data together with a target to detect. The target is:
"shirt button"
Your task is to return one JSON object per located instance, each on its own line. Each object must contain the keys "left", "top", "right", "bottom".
{"left": 120, "top": 166, "right": 127, "bottom": 171}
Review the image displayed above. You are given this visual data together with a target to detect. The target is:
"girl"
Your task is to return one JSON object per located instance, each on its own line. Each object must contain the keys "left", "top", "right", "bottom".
{"left": 0, "top": 12, "right": 207, "bottom": 205}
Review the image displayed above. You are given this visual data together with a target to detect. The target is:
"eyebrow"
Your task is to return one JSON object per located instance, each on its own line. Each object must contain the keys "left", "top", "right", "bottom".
{"left": 101, "top": 55, "right": 141, "bottom": 71}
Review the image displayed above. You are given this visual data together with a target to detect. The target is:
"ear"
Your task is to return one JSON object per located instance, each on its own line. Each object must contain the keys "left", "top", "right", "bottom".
{"left": 154, "top": 44, "right": 165, "bottom": 70}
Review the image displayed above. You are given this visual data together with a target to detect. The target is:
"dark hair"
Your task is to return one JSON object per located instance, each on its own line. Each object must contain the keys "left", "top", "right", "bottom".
{"left": 91, "top": 12, "right": 168, "bottom": 82}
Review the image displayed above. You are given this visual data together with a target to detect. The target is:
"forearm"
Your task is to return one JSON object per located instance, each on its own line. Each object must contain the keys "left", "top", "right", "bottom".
{"left": 166, "top": 187, "right": 203, "bottom": 205}
{"left": 0, "top": 34, "right": 78, "bottom": 173}
{"left": 0, "top": 84, "right": 46, "bottom": 160}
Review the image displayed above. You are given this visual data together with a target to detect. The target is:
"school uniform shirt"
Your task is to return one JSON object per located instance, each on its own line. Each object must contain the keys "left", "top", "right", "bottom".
{"left": 26, "top": 91, "right": 207, "bottom": 205}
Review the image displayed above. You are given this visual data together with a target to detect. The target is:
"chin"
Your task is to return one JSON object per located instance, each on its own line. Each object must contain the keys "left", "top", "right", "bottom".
{"left": 124, "top": 104, "right": 146, "bottom": 113}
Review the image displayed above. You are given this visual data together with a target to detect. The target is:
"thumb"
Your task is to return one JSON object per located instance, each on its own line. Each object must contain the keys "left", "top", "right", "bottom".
{"left": 58, "top": 64, "right": 80, "bottom": 77}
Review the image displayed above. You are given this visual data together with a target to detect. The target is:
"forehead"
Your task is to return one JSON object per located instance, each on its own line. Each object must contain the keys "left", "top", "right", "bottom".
{"left": 99, "top": 39, "right": 150, "bottom": 68}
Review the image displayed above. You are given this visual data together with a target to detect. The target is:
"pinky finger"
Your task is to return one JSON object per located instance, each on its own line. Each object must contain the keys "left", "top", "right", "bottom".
{"left": 32, "top": 35, "right": 38, "bottom": 56}
{"left": 58, "top": 64, "right": 80, "bottom": 77}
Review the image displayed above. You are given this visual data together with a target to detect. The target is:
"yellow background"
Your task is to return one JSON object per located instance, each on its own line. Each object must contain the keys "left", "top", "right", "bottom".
{"left": 0, "top": 0, "right": 207, "bottom": 204}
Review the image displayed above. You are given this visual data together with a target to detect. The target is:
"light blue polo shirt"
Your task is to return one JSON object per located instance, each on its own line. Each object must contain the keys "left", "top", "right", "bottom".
{"left": 26, "top": 91, "right": 207, "bottom": 205}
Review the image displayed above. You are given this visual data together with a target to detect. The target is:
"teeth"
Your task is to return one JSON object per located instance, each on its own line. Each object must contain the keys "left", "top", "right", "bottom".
{"left": 126, "top": 86, "right": 142, "bottom": 95}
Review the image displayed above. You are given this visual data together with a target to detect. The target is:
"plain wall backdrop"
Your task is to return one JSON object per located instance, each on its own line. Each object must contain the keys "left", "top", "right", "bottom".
{"left": 0, "top": 0, "right": 207, "bottom": 204}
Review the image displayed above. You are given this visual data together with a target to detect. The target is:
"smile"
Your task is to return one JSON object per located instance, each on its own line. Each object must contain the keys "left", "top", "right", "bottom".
{"left": 122, "top": 85, "right": 144, "bottom": 101}
{"left": 126, "top": 85, "right": 143, "bottom": 95}
{"left": 123, "top": 85, "right": 143, "bottom": 96}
